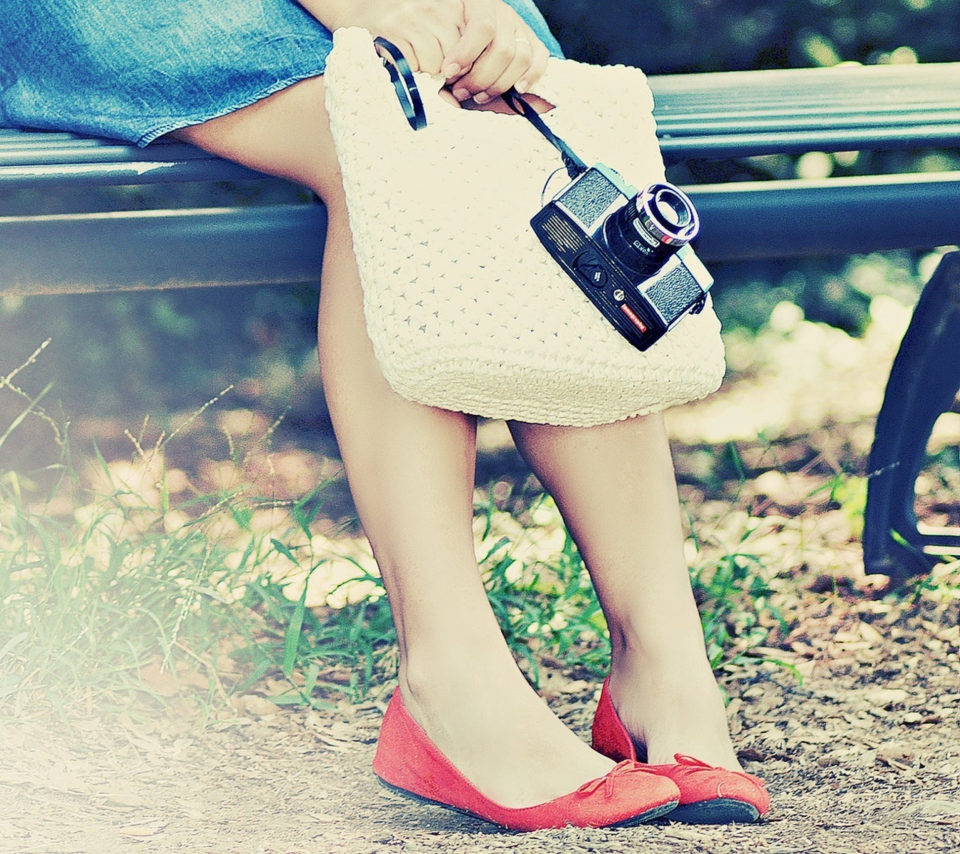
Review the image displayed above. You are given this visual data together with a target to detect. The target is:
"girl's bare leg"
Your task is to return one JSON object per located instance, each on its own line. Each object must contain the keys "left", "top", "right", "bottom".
{"left": 509, "top": 415, "right": 741, "bottom": 769}
{"left": 170, "top": 77, "right": 613, "bottom": 807}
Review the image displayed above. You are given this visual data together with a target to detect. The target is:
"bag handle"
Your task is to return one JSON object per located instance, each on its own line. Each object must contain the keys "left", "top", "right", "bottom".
{"left": 374, "top": 37, "right": 427, "bottom": 130}
{"left": 373, "top": 36, "right": 589, "bottom": 180}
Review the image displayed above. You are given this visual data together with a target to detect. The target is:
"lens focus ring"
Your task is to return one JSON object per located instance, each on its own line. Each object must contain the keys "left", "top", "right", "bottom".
{"left": 602, "top": 182, "right": 700, "bottom": 275}
{"left": 632, "top": 184, "right": 699, "bottom": 247}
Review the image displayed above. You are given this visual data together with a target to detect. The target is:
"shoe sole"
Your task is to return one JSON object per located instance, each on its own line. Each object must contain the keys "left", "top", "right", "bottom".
{"left": 667, "top": 798, "right": 761, "bottom": 824}
{"left": 376, "top": 775, "right": 680, "bottom": 830}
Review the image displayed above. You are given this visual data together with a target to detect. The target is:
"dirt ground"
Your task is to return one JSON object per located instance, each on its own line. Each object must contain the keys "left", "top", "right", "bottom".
{"left": 3, "top": 587, "right": 960, "bottom": 854}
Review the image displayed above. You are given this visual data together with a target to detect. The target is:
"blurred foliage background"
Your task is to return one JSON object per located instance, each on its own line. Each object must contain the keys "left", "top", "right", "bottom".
{"left": 538, "top": 0, "right": 960, "bottom": 72}
{"left": 1, "top": 0, "right": 959, "bottom": 422}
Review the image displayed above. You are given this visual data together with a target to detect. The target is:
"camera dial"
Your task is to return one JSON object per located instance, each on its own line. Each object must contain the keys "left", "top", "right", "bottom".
{"left": 603, "top": 182, "right": 699, "bottom": 275}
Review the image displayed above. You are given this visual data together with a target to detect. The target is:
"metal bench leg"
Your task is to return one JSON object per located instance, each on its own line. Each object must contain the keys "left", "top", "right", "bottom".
{"left": 863, "top": 251, "right": 960, "bottom": 586}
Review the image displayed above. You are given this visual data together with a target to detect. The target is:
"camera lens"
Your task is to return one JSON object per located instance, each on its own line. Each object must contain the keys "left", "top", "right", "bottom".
{"left": 651, "top": 188, "right": 692, "bottom": 231}
{"left": 602, "top": 182, "right": 699, "bottom": 274}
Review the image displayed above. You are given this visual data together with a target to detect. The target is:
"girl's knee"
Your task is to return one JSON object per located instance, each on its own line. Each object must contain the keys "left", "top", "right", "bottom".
{"left": 170, "top": 75, "right": 345, "bottom": 203}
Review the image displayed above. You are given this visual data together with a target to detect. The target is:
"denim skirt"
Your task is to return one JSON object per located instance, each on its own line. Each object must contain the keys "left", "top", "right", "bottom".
{"left": 0, "top": 0, "right": 563, "bottom": 147}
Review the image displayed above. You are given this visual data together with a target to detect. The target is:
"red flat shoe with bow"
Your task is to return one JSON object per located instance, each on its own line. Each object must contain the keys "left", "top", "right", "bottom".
{"left": 592, "top": 678, "right": 770, "bottom": 824}
{"left": 372, "top": 688, "right": 681, "bottom": 831}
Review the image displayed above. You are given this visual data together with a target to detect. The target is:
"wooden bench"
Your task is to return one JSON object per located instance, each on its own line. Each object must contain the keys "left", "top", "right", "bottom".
{"left": 2, "top": 62, "right": 959, "bottom": 585}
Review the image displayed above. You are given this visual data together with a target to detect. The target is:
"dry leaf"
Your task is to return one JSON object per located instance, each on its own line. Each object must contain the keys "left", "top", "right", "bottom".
{"left": 863, "top": 688, "right": 908, "bottom": 708}
{"left": 104, "top": 792, "right": 147, "bottom": 808}
{"left": 902, "top": 800, "right": 960, "bottom": 822}
{"left": 877, "top": 742, "right": 916, "bottom": 769}
{"left": 138, "top": 661, "right": 180, "bottom": 697}
{"left": 231, "top": 694, "right": 281, "bottom": 717}
{"left": 118, "top": 822, "right": 167, "bottom": 838}
{"left": 45, "top": 765, "right": 92, "bottom": 794}
{"left": 858, "top": 622, "right": 886, "bottom": 645}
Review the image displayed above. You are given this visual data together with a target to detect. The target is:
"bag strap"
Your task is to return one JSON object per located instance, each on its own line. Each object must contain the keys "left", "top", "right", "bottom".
{"left": 502, "top": 89, "right": 588, "bottom": 180}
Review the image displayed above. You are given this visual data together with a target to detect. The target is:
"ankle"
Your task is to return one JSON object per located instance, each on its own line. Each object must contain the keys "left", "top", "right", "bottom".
{"left": 399, "top": 644, "right": 527, "bottom": 709}
{"left": 609, "top": 619, "right": 713, "bottom": 679}
{"left": 602, "top": 652, "right": 740, "bottom": 770}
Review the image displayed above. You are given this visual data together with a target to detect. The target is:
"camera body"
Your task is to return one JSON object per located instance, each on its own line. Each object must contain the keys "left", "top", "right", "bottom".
{"left": 531, "top": 164, "right": 713, "bottom": 351}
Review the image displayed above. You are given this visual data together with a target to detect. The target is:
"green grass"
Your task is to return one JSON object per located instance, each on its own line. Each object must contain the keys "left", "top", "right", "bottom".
{"left": 1, "top": 349, "right": 789, "bottom": 717}
{"left": 0, "top": 448, "right": 252, "bottom": 714}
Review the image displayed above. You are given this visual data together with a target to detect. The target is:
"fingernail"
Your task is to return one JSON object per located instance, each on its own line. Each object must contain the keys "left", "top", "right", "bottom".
{"left": 515, "top": 79, "right": 529, "bottom": 94}
{"left": 442, "top": 62, "right": 461, "bottom": 79}
{"left": 473, "top": 92, "right": 490, "bottom": 105}
{"left": 453, "top": 87, "right": 470, "bottom": 101}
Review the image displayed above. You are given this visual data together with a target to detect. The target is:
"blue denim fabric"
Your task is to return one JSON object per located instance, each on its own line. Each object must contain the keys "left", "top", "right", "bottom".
{"left": 0, "top": 0, "right": 563, "bottom": 146}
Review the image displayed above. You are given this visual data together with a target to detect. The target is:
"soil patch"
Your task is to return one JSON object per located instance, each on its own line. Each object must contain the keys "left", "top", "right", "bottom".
{"left": 3, "top": 598, "right": 959, "bottom": 854}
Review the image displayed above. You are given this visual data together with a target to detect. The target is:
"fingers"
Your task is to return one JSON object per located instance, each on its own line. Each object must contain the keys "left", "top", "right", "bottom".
{"left": 362, "top": 0, "right": 463, "bottom": 75}
{"left": 476, "top": 27, "right": 550, "bottom": 101}
{"left": 440, "top": 1, "right": 496, "bottom": 81}
{"left": 403, "top": 34, "right": 446, "bottom": 76}
{"left": 444, "top": 2, "right": 550, "bottom": 104}
{"left": 515, "top": 35, "right": 550, "bottom": 95}
{"left": 460, "top": 30, "right": 529, "bottom": 104}
{"left": 360, "top": 0, "right": 551, "bottom": 101}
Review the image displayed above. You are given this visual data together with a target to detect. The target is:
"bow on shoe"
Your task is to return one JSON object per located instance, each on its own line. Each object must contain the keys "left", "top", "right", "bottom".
{"left": 673, "top": 754, "right": 767, "bottom": 788}
{"left": 576, "top": 760, "right": 664, "bottom": 799}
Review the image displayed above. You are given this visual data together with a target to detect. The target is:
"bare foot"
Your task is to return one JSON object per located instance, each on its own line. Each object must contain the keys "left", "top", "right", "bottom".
{"left": 608, "top": 644, "right": 742, "bottom": 770}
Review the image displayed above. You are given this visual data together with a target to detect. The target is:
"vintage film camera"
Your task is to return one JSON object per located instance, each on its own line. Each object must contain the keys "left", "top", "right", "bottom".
{"left": 531, "top": 164, "right": 713, "bottom": 351}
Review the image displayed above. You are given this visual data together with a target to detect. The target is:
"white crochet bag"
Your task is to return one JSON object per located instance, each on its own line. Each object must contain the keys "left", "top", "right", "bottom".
{"left": 324, "top": 28, "right": 725, "bottom": 426}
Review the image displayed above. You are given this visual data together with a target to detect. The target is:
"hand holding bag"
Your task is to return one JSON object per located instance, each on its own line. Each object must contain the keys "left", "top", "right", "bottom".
{"left": 324, "top": 28, "right": 725, "bottom": 427}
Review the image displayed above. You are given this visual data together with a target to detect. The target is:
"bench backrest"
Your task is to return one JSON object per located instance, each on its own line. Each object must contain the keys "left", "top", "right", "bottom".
{"left": 2, "top": 63, "right": 959, "bottom": 295}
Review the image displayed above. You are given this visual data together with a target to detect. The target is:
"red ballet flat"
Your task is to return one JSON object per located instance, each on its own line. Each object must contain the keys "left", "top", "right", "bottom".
{"left": 592, "top": 678, "right": 770, "bottom": 824}
{"left": 372, "top": 688, "right": 681, "bottom": 832}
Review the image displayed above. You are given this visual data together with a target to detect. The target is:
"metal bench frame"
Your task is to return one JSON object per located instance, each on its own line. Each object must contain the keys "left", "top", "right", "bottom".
{"left": 2, "top": 62, "right": 960, "bottom": 585}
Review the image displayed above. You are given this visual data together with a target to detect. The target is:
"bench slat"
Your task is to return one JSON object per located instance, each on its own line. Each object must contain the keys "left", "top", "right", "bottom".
{"left": 648, "top": 63, "right": 960, "bottom": 114}
{"left": 649, "top": 63, "right": 960, "bottom": 157}
{"left": 2, "top": 62, "right": 959, "bottom": 294}
{"left": 0, "top": 158, "right": 265, "bottom": 188}
{"left": 659, "top": 124, "right": 960, "bottom": 158}
{"left": 0, "top": 206, "right": 326, "bottom": 295}
{"left": 692, "top": 172, "right": 960, "bottom": 260}
{"left": 2, "top": 174, "right": 956, "bottom": 295}
{"left": 1, "top": 63, "right": 958, "bottom": 184}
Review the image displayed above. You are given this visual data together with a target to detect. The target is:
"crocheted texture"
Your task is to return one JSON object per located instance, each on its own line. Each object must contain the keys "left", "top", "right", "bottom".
{"left": 325, "top": 28, "right": 725, "bottom": 426}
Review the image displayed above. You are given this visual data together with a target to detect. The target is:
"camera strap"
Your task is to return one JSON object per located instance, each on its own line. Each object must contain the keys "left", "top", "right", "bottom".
{"left": 502, "top": 89, "right": 588, "bottom": 180}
